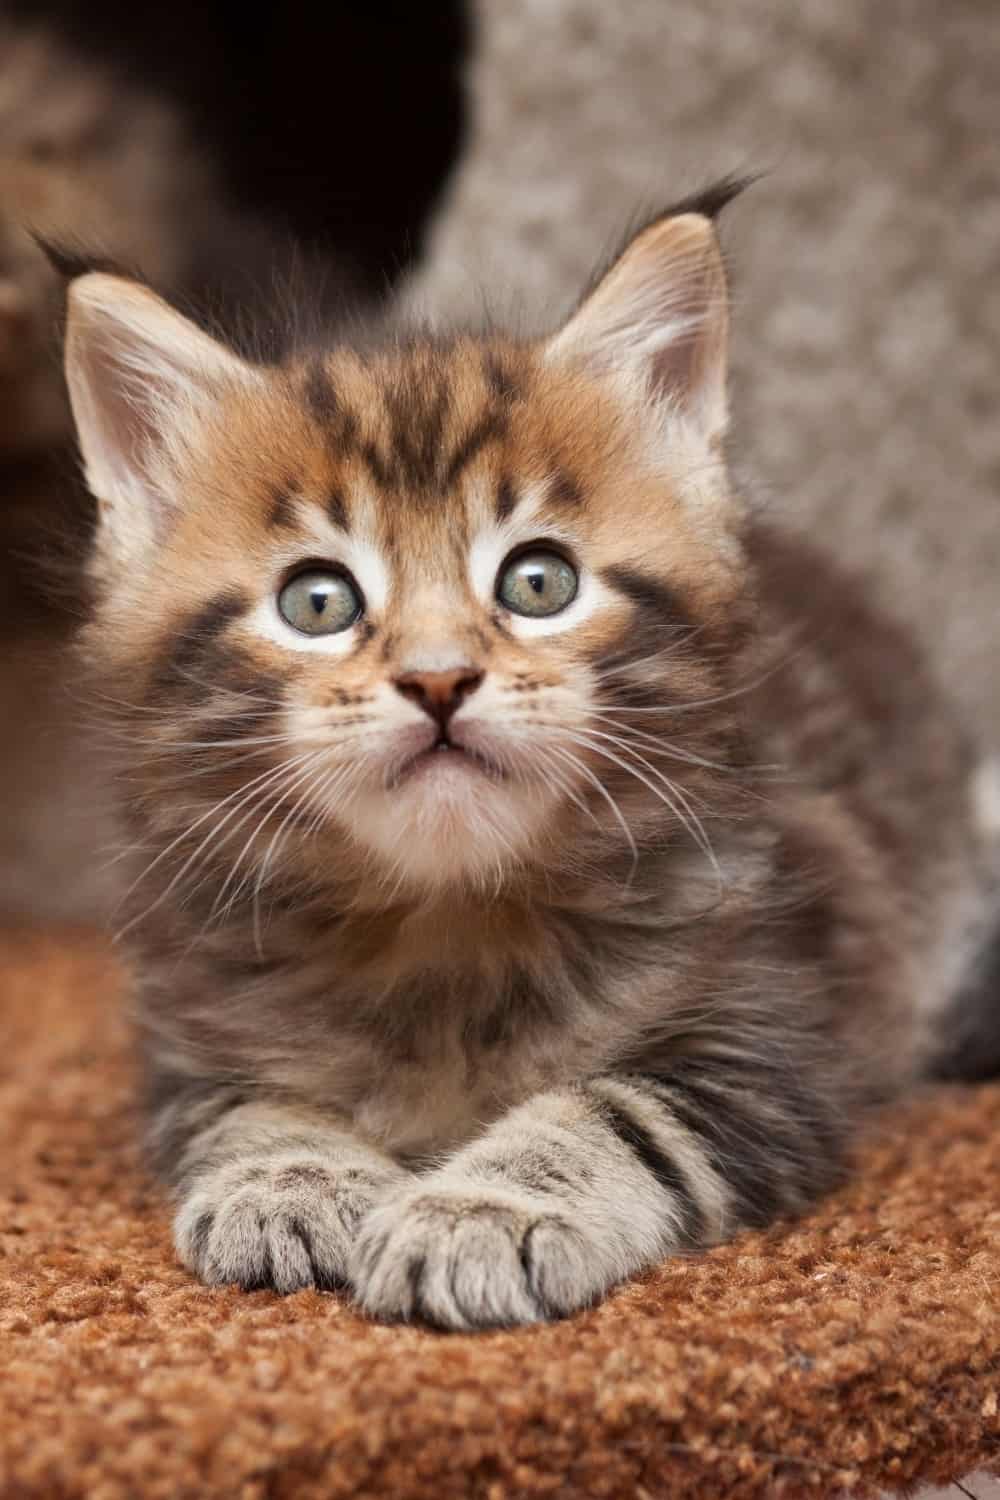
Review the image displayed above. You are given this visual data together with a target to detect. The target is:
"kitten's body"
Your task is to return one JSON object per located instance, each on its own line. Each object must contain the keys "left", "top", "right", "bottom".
{"left": 60, "top": 188, "right": 993, "bottom": 1327}
{"left": 135, "top": 514, "right": 974, "bottom": 1165}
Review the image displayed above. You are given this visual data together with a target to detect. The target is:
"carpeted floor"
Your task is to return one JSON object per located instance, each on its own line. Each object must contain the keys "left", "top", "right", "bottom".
{"left": 1, "top": 926, "right": 998, "bottom": 1499}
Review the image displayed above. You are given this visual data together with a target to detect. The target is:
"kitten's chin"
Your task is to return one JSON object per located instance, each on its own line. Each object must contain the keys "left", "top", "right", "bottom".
{"left": 338, "top": 767, "right": 557, "bottom": 892}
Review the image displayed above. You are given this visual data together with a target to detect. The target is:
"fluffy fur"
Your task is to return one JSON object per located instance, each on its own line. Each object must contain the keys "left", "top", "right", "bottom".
{"left": 61, "top": 186, "right": 991, "bottom": 1327}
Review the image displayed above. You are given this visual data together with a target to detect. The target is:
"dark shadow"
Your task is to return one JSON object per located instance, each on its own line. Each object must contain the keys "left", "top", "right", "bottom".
{"left": 6, "top": 0, "right": 471, "bottom": 299}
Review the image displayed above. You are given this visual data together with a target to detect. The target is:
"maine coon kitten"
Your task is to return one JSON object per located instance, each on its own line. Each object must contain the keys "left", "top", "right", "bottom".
{"left": 59, "top": 181, "right": 992, "bottom": 1328}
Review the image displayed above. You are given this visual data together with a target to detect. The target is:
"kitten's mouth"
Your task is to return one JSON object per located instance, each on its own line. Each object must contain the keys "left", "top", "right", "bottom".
{"left": 393, "top": 735, "right": 505, "bottom": 787}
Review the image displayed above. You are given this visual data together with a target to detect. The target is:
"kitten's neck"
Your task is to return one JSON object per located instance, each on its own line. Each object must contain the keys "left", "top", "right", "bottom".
{"left": 275, "top": 826, "right": 766, "bottom": 984}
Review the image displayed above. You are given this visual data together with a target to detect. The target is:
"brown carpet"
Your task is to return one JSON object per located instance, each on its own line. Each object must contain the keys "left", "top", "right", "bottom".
{"left": 1, "top": 928, "right": 998, "bottom": 1499}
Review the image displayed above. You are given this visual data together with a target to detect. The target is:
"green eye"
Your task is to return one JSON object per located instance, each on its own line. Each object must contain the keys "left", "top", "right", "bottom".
{"left": 278, "top": 568, "right": 362, "bottom": 635}
{"left": 497, "top": 549, "right": 578, "bottom": 618}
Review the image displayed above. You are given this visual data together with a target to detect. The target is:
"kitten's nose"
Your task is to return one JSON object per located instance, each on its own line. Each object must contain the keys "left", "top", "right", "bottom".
{"left": 394, "top": 667, "right": 484, "bottom": 731}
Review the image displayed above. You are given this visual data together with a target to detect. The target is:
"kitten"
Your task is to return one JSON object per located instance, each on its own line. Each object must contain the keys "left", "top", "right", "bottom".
{"left": 59, "top": 180, "right": 992, "bottom": 1328}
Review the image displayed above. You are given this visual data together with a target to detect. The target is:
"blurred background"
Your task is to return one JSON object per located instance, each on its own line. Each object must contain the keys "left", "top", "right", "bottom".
{"left": 0, "top": 0, "right": 997, "bottom": 922}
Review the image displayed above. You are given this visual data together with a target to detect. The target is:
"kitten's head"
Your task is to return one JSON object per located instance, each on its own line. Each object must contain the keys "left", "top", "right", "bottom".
{"left": 65, "top": 185, "right": 753, "bottom": 910}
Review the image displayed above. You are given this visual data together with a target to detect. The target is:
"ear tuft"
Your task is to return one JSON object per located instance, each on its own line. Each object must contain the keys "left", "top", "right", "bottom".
{"left": 29, "top": 232, "right": 142, "bottom": 286}
{"left": 648, "top": 171, "right": 758, "bottom": 227}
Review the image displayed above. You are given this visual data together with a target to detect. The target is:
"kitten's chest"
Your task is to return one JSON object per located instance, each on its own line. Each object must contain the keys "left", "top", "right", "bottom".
{"left": 348, "top": 1021, "right": 562, "bottom": 1158}
{"left": 199, "top": 892, "right": 712, "bottom": 1154}
{"left": 265, "top": 911, "right": 644, "bottom": 1155}
{"left": 315, "top": 968, "right": 615, "bottom": 1156}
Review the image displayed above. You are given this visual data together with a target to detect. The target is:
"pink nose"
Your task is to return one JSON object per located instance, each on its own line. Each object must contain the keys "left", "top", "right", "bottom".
{"left": 394, "top": 668, "right": 484, "bottom": 730}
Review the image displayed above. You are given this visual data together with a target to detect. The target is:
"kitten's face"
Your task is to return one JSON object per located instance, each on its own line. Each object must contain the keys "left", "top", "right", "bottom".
{"left": 67, "top": 207, "right": 749, "bottom": 903}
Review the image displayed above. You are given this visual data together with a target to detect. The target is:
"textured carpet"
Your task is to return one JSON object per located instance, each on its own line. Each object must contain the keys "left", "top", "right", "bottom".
{"left": 1, "top": 926, "right": 998, "bottom": 1499}
{"left": 406, "top": 0, "right": 1000, "bottom": 751}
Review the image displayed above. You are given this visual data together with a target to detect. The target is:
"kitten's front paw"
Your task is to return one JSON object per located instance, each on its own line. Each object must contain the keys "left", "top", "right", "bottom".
{"left": 176, "top": 1157, "right": 404, "bottom": 1294}
{"left": 349, "top": 1181, "right": 608, "bottom": 1329}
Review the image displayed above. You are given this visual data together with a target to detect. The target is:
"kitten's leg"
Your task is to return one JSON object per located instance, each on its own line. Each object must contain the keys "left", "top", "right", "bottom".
{"left": 350, "top": 1064, "right": 848, "bottom": 1329}
{"left": 155, "top": 1085, "right": 409, "bottom": 1293}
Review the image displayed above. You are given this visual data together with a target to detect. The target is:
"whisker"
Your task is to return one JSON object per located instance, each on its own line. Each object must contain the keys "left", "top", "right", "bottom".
{"left": 158, "top": 661, "right": 289, "bottom": 707}
{"left": 558, "top": 729, "right": 722, "bottom": 886}
{"left": 143, "top": 733, "right": 305, "bottom": 753}
{"left": 576, "top": 727, "right": 715, "bottom": 815}
{"left": 573, "top": 712, "right": 735, "bottom": 773}
{"left": 531, "top": 745, "right": 597, "bottom": 827}
{"left": 155, "top": 756, "right": 329, "bottom": 921}
{"left": 207, "top": 751, "right": 339, "bottom": 923}
{"left": 545, "top": 742, "right": 639, "bottom": 878}
{"left": 249, "top": 761, "right": 361, "bottom": 953}
{"left": 592, "top": 630, "right": 706, "bottom": 676}
{"left": 594, "top": 638, "right": 814, "bottom": 716}
{"left": 114, "top": 749, "right": 325, "bottom": 938}
{"left": 587, "top": 713, "right": 789, "bottom": 783}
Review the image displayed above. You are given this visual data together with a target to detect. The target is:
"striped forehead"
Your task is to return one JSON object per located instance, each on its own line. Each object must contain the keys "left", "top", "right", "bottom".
{"left": 284, "top": 348, "right": 592, "bottom": 538}
{"left": 299, "top": 350, "right": 509, "bottom": 508}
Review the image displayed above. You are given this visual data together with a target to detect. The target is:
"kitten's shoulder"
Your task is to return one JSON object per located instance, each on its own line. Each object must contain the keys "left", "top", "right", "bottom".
{"left": 745, "top": 515, "right": 976, "bottom": 896}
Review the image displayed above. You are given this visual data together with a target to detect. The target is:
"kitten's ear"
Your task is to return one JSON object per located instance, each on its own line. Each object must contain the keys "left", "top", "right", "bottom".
{"left": 547, "top": 203, "right": 732, "bottom": 448}
{"left": 64, "top": 272, "right": 257, "bottom": 560}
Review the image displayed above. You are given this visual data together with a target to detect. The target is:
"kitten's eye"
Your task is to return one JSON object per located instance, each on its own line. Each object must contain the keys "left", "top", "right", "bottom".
{"left": 278, "top": 569, "right": 363, "bottom": 635}
{"left": 497, "top": 549, "right": 578, "bottom": 617}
